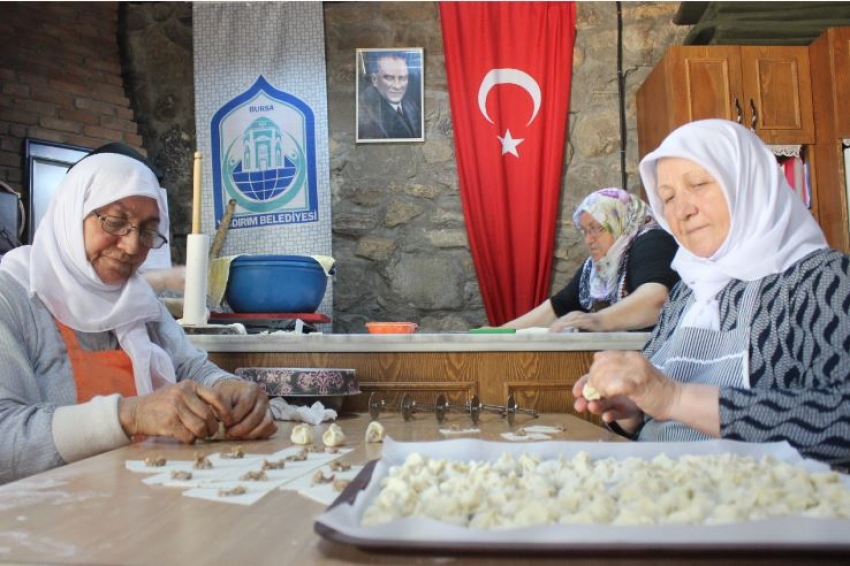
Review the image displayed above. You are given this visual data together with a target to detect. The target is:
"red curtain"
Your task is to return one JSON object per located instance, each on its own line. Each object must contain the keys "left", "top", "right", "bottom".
{"left": 440, "top": 2, "right": 576, "bottom": 325}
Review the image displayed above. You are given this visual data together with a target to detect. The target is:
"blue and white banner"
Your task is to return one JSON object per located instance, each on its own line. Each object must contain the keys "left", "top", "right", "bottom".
{"left": 211, "top": 76, "right": 319, "bottom": 229}
{"left": 194, "top": 2, "right": 332, "bottom": 314}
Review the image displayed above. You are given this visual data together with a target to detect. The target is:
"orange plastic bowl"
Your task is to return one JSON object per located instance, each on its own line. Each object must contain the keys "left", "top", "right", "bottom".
{"left": 365, "top": 322, "right": 418, "bottom": 334}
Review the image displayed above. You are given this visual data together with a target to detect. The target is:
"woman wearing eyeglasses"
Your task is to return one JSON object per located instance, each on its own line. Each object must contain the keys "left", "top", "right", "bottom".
{"left": 0, "top": 149, "right": 276, "bottom": 483}
{"left": 502, "top": 188, "right": 679, "bottom": 332}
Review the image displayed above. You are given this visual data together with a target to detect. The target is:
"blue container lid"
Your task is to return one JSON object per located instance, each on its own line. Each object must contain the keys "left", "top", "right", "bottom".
{"left": 231, "top": 254, "right": 320, "bottom": 267}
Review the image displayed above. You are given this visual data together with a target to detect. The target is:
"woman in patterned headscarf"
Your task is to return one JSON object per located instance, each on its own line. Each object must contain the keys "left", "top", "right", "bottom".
{"left": 0, "top": 147, "right": 276, "bottom": 484}
{"left": 574, "top": 119, "right": 850, "bottom": 468}
{"left": 503, "top": 188, "right": 679, "bottom": 332}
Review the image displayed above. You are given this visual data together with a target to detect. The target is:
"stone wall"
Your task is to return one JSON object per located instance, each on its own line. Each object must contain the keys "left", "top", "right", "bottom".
{"left": 120, "top": 2, "right": 195, "bottom": 263}
{"left": 4, "top": 2, "right": 688, "bottom": 332}
{"left": 322, "top": 2, "right": 688, "bottom": 331}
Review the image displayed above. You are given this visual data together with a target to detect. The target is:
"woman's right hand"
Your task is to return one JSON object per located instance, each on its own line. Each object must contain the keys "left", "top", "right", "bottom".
{"left": 575, "top": 351, "right": 681, "bottom": 421}
{"left": 118, "top": 381, "right": 231, "bottom": 443}
{"left": 572, "top": 374, "right": 643, "bottom": 424}
{"left": 550, "top": 311, "right": 603, "bottom": 332}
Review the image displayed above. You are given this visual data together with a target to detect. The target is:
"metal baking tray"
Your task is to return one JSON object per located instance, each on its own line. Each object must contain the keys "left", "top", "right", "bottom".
{"left": 314, "top": 438, "right": 850, "bottom": 555}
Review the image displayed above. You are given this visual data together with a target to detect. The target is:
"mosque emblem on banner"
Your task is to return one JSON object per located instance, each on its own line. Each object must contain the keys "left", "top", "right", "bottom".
{"left": 211, "top": 76, "right": 318, "bottom": 229}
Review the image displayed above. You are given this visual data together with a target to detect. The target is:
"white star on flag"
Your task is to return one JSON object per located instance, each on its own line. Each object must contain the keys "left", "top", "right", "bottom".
{"left": 498, "top": 129, "right": 524, "bottom": 157}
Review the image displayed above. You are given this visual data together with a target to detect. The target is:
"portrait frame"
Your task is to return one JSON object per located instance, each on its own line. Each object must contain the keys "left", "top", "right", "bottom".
{"left": 355, "top": 47, "right": 424, "bottom": 144}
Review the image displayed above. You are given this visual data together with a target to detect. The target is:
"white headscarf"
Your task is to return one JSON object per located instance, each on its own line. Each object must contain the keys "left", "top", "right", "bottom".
{"left": 639, "top": 119, "right": 828, "bottom": 330}
{"left": 0, "top": 153, "right": 176, "bottom": 395}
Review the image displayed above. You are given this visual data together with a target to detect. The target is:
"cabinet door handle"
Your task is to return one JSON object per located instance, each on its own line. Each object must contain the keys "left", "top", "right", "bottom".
{"left": 734, "top": 97, "right": 743, "bottom": 124}
{"left": 749, "top": 99, "right": 758, "bottom": 131}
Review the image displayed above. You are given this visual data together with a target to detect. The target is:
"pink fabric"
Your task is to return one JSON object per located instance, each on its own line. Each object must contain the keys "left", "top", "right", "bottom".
{"left": 782, "top": 157, "right": 810, "bottom": 208}
{"left": 782, "top": 158, "right": 795, "bottom": 190}
{"left": 440, "top": 1, "right": 576, "bottom": 325}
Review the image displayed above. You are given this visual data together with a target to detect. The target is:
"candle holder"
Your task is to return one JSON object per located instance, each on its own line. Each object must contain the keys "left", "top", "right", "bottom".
{"left": 368, "top": 392, "right": 386, "bottom": 421}
{"left": 394, "top": 392, "right": 538, "bottom": 425}
{"left": 466, "top": 395, "right": 510, "bottom": 425}
{"left": 438, "top": 395, "right": 481, "bottom": 423}
{"left": 400, "top": 392, "right": 449, "bottom": 423}
{"left": 504, "top": 394, "right": 538, "bottom": 426}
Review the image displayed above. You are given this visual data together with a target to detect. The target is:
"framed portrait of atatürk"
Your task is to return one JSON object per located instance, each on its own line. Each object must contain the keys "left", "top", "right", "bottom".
{"left": 355, "top": 48, "right": 424, "bottom": 143}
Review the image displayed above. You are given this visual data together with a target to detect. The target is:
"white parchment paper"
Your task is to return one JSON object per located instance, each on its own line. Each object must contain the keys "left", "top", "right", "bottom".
{"left": 315, "top": 437, "right": 850, "bottom": 550}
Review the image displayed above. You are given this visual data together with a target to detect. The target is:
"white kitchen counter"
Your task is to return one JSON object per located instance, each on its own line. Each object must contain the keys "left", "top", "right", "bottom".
{"left": 188, "top": 331, "right": 650, "bottom": 353}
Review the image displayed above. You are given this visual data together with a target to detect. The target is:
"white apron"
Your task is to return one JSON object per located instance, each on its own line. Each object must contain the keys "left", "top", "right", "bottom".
{"left": 639, "top": 281, "right": 761, "bottom": 442}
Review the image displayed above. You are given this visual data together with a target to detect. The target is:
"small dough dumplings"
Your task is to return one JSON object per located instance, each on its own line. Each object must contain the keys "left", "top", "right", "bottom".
{"left": 290, "top": 423, "right": 314, "bottom": 445}
{"left": 582, "top": 383, "right": 602, "bottom": 400}
{"left": 322, "top": 423, "right": 346, "bottom": 447}
{"left": 365, "top": 421, "right": 385, "bottom": 443}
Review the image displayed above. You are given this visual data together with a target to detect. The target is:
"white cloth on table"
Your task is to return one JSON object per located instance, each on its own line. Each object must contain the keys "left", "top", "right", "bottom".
{"left": 268, "top": 398, "right": 337, "bottom": 424}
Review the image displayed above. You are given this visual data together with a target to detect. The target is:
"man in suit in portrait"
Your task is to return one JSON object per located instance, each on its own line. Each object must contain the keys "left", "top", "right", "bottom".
{"left": 358, "top": 52, "right": 422, "bottom": 141}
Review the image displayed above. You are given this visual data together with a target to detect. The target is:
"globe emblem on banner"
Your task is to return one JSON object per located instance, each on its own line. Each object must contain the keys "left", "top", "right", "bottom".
{"left": 222, "top": 116, "right": 307, "bottom": 213}
{"left": 211, "top": 75, "right": 319, "bottom": 228}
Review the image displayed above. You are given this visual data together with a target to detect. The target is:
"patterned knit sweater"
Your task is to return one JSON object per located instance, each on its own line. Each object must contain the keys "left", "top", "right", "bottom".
{"left": 642, "top": 249, "right": 850, "bottom": 468}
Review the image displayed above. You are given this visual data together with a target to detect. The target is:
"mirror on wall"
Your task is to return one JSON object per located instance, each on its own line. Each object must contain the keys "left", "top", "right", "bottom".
{"left": 23, "top": 138, "right": 90, "bottom": 244}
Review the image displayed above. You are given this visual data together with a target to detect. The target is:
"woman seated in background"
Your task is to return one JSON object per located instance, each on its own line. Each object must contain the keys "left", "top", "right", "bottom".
{"left": 503, "top": 188, "right": 679, "bottom": 332}
{"left": 142, "top": 264, "right": 186, "bottom": 294}
{"left": 574, "top": 119, "right": 850, "bottom": 468}
{"left": 0, "top": 148, "right": 276, "bottom": 484}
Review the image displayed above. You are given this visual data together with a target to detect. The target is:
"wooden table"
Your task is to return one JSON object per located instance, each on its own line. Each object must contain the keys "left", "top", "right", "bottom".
{"left": 0, "top": 413, "right": 846, "bottom": 566}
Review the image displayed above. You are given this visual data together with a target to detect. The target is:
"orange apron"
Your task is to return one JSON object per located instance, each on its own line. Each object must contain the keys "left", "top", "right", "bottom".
{"left": 56, "top": 321, "right": 137, "bottom": 402}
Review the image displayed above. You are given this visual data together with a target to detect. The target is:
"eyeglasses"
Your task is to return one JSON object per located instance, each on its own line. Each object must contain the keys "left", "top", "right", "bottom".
{"left": 92, "top": 211, "right": 168, "bottom": 249}
{"left": 578, "top": 224, "right": 608, "bottom": 238}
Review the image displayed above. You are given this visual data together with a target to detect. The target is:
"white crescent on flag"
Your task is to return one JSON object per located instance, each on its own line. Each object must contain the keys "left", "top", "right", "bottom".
{"left": 477, "top": 68, "right": 542, "bottom": 126}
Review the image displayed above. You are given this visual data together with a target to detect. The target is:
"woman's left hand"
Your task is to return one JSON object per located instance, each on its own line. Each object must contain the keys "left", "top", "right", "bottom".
{"left": 212, "top": 380, "right": 278, "bottom": 440}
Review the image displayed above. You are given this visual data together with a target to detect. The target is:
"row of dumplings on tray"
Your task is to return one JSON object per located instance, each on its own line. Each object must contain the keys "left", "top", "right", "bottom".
{"left": 362, "top": 451, "right": 850, "bottom": 529}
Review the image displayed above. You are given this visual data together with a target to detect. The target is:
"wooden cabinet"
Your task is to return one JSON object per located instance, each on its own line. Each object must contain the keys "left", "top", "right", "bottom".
{"left": 636, "top": 45, "right": 814, "bottom": 157}
{"left": 809, "top": 27, "right": 850, "bottom": 252}
{"left": 813, "top": 28, "right": 850, "bottom": 138}
{"left": 193, "top": 333, "right": 650, "bottom": 428}
{"left": 635, "top": 40, "right": 850, "bottom": 251}
{"left": 208, "top": 349, "right": 605, "bottom": 426}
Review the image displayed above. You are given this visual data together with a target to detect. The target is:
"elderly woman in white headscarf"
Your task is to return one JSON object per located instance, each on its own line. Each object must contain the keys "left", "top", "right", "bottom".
{"left": 503, "top": 188, "right": 679, "bottom": 332}
{"left": 0, "top": 147, "right": 276, "bottom": 484}
{"left": 574, "top": 119, "right": 850, "bottom": 468}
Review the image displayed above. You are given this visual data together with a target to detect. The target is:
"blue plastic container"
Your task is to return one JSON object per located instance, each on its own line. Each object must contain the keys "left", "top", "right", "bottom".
{"left": 225, "top": 255, "right": 329, "bottom": 313}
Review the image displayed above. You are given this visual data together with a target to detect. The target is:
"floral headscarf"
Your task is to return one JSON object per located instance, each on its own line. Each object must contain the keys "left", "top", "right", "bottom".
{"left": 572, "top": 188, "right": 656, "bottom": 309}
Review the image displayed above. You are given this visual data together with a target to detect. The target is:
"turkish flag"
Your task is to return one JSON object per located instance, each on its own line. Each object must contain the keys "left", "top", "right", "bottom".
{"left": 440, "top": 2, "right": 576, "bottom": 325}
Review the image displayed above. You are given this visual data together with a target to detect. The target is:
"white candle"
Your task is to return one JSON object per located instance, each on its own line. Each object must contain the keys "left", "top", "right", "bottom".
{"left": 192, "top": 151, "right": 202, "bottom": 235}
